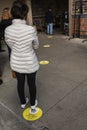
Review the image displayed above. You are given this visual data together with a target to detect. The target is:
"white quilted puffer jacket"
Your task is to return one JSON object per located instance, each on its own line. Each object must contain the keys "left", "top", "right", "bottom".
{"left": 5, "top": 19, "right": 39, "bottom": 73}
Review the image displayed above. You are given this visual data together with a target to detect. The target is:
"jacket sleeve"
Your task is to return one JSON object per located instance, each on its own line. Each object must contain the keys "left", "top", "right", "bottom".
{"left": 5, "top": 28, "right": 14, "bottom": 49}
{"left": 32, "top": 27, "right": 39, "bottom": 49}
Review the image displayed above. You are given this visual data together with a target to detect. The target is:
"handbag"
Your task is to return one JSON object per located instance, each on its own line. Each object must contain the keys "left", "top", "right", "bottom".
{"left": 12, "top": 70, "right": 16, "bottom": 78}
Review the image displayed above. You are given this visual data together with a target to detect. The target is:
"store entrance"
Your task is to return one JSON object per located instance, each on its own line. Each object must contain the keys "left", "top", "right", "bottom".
{"left": 31, "top": 0, "right": 69, "bottom": 34}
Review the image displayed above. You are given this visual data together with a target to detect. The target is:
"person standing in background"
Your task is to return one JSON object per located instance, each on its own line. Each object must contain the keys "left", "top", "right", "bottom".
{"left": 0, "top": 8, "right": 12, "bottom": 85}
{"left": 5, "top": 0, "right": 39, "bottom": 114}
{"left": 45, "top": 7, "right": 55, "bottom": 35}
{"left": 0, "top": 7, "right": 12, "bottom": 58}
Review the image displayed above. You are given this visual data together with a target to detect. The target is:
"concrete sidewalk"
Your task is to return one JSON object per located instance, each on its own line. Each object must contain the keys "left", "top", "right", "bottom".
{"left": 0, "top": 33, "right": 87, "bottom": 130}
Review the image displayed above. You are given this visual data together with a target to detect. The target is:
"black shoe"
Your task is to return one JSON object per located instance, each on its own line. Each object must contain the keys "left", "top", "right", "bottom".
{"left": 0, "top": 79, "right": 3, "bottom": 85}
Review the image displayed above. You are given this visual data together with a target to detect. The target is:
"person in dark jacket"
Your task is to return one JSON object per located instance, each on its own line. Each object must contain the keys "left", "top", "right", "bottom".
{"left": 45, "top": 8, "right": 55, "bottom": 35}
{"left": 0, "top": 7, "right": 12, "bottom": 57}
{"left": 0, "top": 8, "right": 12, "bottom": 85}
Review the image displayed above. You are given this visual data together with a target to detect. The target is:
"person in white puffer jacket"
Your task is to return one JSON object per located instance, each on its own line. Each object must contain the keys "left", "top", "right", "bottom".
{"left": 5, "top": 0, "right": 39, "bottom": 114}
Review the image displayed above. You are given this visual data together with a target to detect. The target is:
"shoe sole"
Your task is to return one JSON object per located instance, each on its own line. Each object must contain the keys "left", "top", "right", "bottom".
{"left": 30, "top": 107, "right": 39, "bottom": 114}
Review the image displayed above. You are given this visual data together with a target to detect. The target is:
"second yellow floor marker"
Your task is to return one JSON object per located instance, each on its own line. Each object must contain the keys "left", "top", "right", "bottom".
{"left": 43, "top": 45, "right": 51, "bottom": 48}
{"left": 39, "top": 60, "right": 49, "bottom": 65}
{"left": 23, "top": 107, "right": 43, "bottom": 121}
{"left": 48, "top": 36, "right": 53, "bottom": 38}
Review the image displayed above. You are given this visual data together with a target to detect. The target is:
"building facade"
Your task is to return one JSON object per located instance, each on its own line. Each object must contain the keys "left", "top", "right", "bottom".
{"left": 72, "top": 0, "right": 87, "bottom": 38}
{"left": 0, "top": 0, "right": 87, "bottom": 38}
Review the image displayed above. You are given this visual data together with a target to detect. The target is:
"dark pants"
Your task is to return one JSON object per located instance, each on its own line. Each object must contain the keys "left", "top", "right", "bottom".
{"left": 0, "top": 79, "right": 3, "bottom": 85}
{"left": 0, "top": 39, "right": 3, "bottom": 51}
{"left": 15, "top": 71, "right": 37, "bottom": 106}
{"left": 0, "top": 40, "right": 2, "bottom": 51}
{"left": 0, "top": 68, "right": 3, "bottom": 85}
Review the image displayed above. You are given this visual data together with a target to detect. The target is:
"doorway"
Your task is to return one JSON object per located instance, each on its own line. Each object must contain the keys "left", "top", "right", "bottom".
{"left": 31, "top": 0, "right": 69, "bottom": 34}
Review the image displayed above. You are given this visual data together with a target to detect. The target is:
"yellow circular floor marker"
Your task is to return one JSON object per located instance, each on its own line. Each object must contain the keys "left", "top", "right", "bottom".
{"left": 39, "top": 60, "right": 49, "bottom": 65}
{"left": 43, "top": 45, "right": 51, "bottom": 48}
{"left": 23, "top": 107, "right": 43, "bottom": 121}
{"left": 48, "top": 36, "right": 53, "bottom": 38}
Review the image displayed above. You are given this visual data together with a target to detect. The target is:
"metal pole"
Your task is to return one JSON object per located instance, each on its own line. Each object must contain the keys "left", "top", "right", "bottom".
{"left": 80, "top": 0, "right": 83, "bottom": 14}
{"left": 78, "top": 0, "right": 82, "bottom": 37}
{"left": 73, "top": 1, "right": 76, "bottom": 37}
{"left": 69, "top": 0, "right": 73, "bottom": 38}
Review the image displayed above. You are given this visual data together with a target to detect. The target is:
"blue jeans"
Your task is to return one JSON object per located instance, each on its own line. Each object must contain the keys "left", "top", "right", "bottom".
{"left": 47, "top": 23, "right": 53, "bottom": 35}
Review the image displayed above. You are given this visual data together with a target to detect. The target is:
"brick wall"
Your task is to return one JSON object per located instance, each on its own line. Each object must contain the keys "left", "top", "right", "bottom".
{"left": 72, "top": 16, "right": 87, "bottom": 38}
{"left": 72, "top": 0, "right": 87, "bottom": 38}
{"left": 72, "top": 16, "right": 80, "bottom": 37}
{"left": 80, "top": 18, "right": 87, "bottom": 37}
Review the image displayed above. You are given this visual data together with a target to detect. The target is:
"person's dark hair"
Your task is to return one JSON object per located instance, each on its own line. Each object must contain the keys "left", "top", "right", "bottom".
{"left": 11, "top": 0, "right": 29, "bottom": 19}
